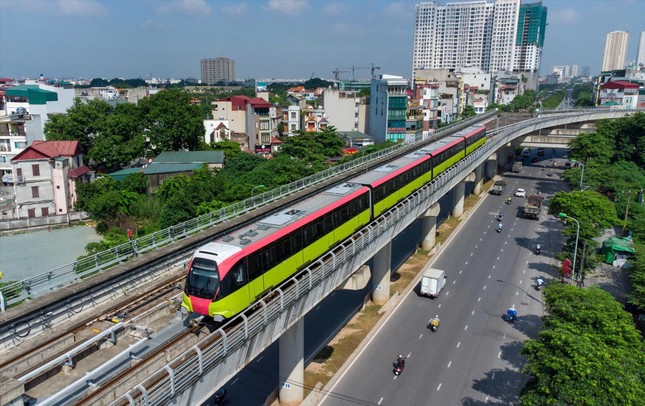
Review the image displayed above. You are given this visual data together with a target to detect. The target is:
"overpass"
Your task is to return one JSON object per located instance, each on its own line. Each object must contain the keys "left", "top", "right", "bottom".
{"left": 1, "top": 108, "right": 641, "bottom": 406}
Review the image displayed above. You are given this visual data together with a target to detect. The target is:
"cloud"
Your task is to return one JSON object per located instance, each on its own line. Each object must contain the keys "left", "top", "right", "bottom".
{"left": 223, "top": 3, "right": 249, "bottom": 15}
{"left": 323, "top": 2, "right": 345, "bottom": 16}
{"left": 266, "top": 0, "right": 309, "bottom": 15}
{"left": 57, "top": 0, "right": 108, "bottom": 16}
{"left": 156, "top": 0, "right": 211, "bottom": 16}
{"left": 383, "top": 2, "right": 412, "bottom": 18}
{"left": 549, "top": 8, "right": 580, "bottom": 24}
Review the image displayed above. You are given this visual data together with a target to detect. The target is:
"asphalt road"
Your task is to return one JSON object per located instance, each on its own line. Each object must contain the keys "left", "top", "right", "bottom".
{"left": 320, "top": 155, "right": 566, "bottom": 406}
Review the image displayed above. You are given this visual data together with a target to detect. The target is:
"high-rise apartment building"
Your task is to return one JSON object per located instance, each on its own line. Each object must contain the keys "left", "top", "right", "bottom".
{"left": 601, "top": 31, "right": 629, "bottom": 72}
{"left": 581, "top": 66, "right": 590, "bottom": 77}
{"left": 571, "top": 64, "right": 579, "bottom": 77}
{"left": 200, "top": 57, "right": 236, "bottom": 85}
{"left": 637, "top": 31, "right": 645, "bottom": 66}
{"left": 514, "top": 2, "right": 547, "bottom": 73}
{"left": 413, "top": 0, "right": 543, "bottom": 80}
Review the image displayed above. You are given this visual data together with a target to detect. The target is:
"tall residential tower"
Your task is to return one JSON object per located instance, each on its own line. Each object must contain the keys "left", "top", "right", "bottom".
{"left": 514, "top": 2, "right": 547, "bottom": 73}
{"left": 637, "top": 31, "right": 645, "bottom": 66}
{"left": 200, "top": 57, "right": 236, "bottom": 85}
{"left": 601, "top": 31, "right": 629, "bottom": 71}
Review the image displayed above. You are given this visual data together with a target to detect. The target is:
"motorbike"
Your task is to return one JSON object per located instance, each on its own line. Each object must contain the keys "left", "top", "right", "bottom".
{"left": 504, "top": 308, "right": 517, "bottom": 322}
{"left": 429, "top": 319, "right": 440, "bottom": 332}
{"left": 506, "top": 196, "right": 512, "bottom": 204}
{"left": 497, "top": 213, "right": 503, "bottom": 221}
{"left": 213, "top": 388, "right": 227, "bottom": 404}
{"left": 536, "top": 277, "right": 545, "bottom": 291}
{"left": 394, "top": 357, "right": 405, "bottom": 375}
{"left": 497, "top": 223, "right": 503, "bottom": 233}
{"left": 536, "top": 244, "right": 541, "bottom": 255}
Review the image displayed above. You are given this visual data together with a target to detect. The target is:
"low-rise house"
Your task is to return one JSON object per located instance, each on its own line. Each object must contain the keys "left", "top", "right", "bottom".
{"left": 143, "top": 151, "right": 224, "bottom": 191}
{"left": 10, "top": 140, "right": 91, "bottom": 219}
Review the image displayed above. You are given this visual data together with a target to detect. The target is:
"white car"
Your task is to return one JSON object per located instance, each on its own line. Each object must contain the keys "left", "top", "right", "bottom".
{"left": 515, "top": 188, "right": 526, "bottom": 198}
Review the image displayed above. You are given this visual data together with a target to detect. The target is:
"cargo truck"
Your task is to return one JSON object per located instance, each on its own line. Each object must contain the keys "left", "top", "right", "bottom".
{"left": 420, "top": 268, "right": 446, "bottom": 298}
{"left": 523, "top": 194, "right": 544, "bottom": 219}
{"left": 490, "top": 180, "right": 506, "bottom": 195}
{"left": 512, "top": 161, "right": 522, "bottom": 173}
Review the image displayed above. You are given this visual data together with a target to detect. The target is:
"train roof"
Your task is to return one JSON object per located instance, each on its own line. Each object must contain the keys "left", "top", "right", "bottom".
{"left": 207, "top": 182, "right": 368, "bottom": 252}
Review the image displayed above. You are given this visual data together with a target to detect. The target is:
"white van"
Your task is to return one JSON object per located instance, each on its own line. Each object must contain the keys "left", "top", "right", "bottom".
{"left": 420, "top": 268, "right": 446, "bottom": 298}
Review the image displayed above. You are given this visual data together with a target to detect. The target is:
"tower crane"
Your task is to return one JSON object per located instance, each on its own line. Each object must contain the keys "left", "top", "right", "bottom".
{"left": 333, "top": 67, "right": 349, "bottom": 82}
{"left": 341, "top": 63, "right": 381, "bottom": 80}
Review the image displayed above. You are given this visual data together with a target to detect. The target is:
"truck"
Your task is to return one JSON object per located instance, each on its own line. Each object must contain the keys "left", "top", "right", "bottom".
{"left": 512, "top": 161, "right": 522, "bottom": 173}
{"left": 523, "top": 194, "right": 544, "bottom": 219}
{"left": 420, "top": 268, "right": 446, "bottom": 298}
{"left": 490, "top": 180, "right": 506, "bottom": 195}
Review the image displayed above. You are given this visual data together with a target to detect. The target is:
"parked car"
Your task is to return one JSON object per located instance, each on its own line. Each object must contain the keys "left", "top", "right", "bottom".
{"left": 515, "top": 188, "right": 526, "bottom": 198}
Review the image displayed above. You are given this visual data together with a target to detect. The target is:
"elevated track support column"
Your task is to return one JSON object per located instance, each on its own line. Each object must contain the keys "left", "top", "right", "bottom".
{"left": 279, "top": 319, "right": 304, "bottom": 406}
{"left": 421, "top": 202, "right": 440, "bottom": 251}
{"left": 487, "top": 153, "right": 497, "bottom": 179}
{"left": 451, "top": 181, "right": 466, "bottom": 218}
{"left": 371, "top": 242, "right": 391, "bottom": 305}
{"left": 472, "top": 165, "right": 483, "bottom": 195}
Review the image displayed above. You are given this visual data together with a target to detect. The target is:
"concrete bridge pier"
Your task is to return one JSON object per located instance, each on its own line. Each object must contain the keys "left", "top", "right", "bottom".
{"left": 472, "top": 165, "right": 483, "bottom": 195}
{"left": 371, "top": 242, "right": 391, "bottom": 305}
{"left": 278, "top": 319, "right": 304, "bottom": 406}
{"left": 451, "top": 181, "right": 466, "bottom": 218}
{"left": 421, "top": 202, "right": 440, "bottom": 251}
{"left": 487, "top": 153, "right": 497, "bottom": 179}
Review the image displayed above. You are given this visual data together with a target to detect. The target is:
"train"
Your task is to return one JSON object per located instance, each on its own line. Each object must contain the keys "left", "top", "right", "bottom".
{"left": 182, "top": 125, "right": 487, "bottom": 321}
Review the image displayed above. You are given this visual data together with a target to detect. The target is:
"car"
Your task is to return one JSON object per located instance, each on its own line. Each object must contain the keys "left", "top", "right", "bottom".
{"left": 515, "top": 188, "right": 526, "bottom": 198}
{"left": 531, "top": 157, "right": 539, "bottom": 163}
{"left": 564, "top": 162, "right": 572, "bottom": 167}
{"left": 547, "top": 170, "right": 553, "bottom": 176}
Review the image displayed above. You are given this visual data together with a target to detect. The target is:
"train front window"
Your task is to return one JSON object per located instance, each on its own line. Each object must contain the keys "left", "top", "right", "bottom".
{"left": 186, "top": 258, "right": 220, "bottom": 299}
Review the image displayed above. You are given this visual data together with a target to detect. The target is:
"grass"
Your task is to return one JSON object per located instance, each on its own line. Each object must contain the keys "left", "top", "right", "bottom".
{"left": 302, "top": 190, "right": 486, "bottom": 398}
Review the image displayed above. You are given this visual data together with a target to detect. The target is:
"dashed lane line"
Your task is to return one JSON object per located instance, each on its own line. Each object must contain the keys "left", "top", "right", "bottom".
{"left": 447, "top": 361, "right": 452, "bottom": 368}
{"left": 437, "top": 383, "right": 442, "bottom": 391}
{"left": 457, "top": 341, "right": 461, "bottom": 348}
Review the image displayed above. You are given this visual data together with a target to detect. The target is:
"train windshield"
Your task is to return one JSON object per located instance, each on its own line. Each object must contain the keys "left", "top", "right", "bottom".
{"left": 186, "top": 258, "right": 220, "bottom": 299}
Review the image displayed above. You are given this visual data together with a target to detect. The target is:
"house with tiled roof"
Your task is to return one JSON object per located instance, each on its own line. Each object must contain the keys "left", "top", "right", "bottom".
{"left": 8, "top": 140, "right": 91, "bottom": 219}
{"left": 598, "top": 80, "right": 641, "bottom": 108}
{"left": 143, "top": 151, "right": 224, "bottom": 190}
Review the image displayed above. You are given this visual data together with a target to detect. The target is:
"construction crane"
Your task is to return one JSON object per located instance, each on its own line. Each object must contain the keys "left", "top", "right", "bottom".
{"left": 333, "top": 67, "right": 349, "bottom": 82}
{"left": 341, "top": 63, "right": 381, "bottom": 80}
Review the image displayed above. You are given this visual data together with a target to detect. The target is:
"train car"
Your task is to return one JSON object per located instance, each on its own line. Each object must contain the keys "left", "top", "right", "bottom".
{"left": 182, "top": 182, "right": 371, "bottom": 320}
{"left": 350, "top": 148, "right": 434, "bottom": 218}
{"left": 425, "top": 134, "right": 467, "bottom": 178}
{"left": 462, "top": 125, "right": 487, "bottom": 155}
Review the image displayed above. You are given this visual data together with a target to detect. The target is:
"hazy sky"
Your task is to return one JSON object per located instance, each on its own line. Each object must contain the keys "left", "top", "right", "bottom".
{"left": 0, "top": 0, "right": 643, "bottom": 81}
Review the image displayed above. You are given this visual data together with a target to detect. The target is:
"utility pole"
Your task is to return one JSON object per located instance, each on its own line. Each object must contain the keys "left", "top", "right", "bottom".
{"left": 622, "top": 190, "right": 632, "bottom": 236}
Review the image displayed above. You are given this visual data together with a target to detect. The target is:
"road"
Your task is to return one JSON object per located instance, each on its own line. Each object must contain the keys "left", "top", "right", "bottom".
{"left": 320, "top": 154, "right": 565, "bottom": 406}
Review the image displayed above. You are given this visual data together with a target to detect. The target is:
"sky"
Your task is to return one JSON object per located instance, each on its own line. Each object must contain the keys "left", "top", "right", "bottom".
{"left": 0, "top": 0, "right": 644, "bottom": 81}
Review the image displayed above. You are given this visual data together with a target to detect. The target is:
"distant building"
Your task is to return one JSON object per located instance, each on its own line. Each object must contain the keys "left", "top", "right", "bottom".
{"left": 571, "top": 64, "right": 579, "bottom": 78}
{"left": 514, "top": 1, "right": 548, "bottom": 88}
{"left": 581, "top": 66, "right": 590, "bottom": 77}
{"left": 369, "top": 74, "right": 409, "bottom": 143}
{"left": 143, "top": 151, "right": 224, "bottom": 191}
{"left": 598, "top": 80, "right": 640, "bottom": 108}
{"left": 637, "top": 31, "right": 645, "bottom": 66}
{"left": 322, "top": 88, "right": 369, "bottom": 133}
{"left": 602, "top": 31, "right": 629, "bottom": 72}
{"left": 201, "top": 57, "right": 236, "bottom": 85}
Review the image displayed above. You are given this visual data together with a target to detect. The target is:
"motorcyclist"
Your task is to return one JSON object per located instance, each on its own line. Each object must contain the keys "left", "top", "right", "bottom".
{"left": 498, "top": 212, "right": 503, "bottom": 221}
{"left": 429, "top": 315, "right": 440, "bottom": 330}
{"left": 536, "top": 243, "right": 541, "bottom": 254}
{"left": 536, "top": 276, "right": 545, "bottom": 289}
{"left": 506, "top": 305, "right": 517, "bottom": 320}
{"left": 497, "top": 223, "right": 503, "bottom": 232}
{"left": 397, "top": 355, "right": 405, "bottom": 369}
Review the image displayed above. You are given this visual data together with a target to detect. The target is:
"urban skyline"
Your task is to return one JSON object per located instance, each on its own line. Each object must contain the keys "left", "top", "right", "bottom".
{"left": 0, "top": 0, "right": 644, "bottom": 81}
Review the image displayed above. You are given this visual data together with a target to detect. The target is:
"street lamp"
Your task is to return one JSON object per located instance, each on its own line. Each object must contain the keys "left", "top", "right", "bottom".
{"left": 571, "top": 159, "right": 584, "bottom": 190}
{"left": 251, "top": 184, "right": 265, "bottom": 204}
{"left": 559, "top": 212, "right": 580, "bottom": 281}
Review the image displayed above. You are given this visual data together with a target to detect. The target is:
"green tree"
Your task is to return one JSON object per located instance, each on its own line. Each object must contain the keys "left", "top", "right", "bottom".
{"left": 138, "top": 88, "right": 203, "bottom": 153}
{"left": 521, "top": 284, "right": 645, "bottom": 405}
{"left": 462, "top": 105, "right": 476, "bottom": 118}
{"left": 568, "top": 131, "right": 613, "bottom": 164}
{"left": 211, "top": 140, "right": 242, "bottom": 159}
{"left": 120, "top": 172, "right": 148, "bottom": 194}
{"left": 45, "top": 98, "right": 113, "bottom": 152}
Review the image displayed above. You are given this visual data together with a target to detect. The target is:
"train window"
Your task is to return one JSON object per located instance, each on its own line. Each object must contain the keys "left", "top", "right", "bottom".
{"left": 232, "top": 261, "right": 245, "bottom": 284}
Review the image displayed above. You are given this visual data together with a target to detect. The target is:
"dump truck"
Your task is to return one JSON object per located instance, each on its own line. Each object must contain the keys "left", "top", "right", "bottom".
{"left": 512, "top": 161, "right": 522, "bottom": 173}
{"left": 490, "top": 180, "right": 506, "bottom": 195}
{"left": 420, "top": 268, "right": 446, "bottom": 299}
{"left": 523, "top": 194, "right": 544, "bottom": 219}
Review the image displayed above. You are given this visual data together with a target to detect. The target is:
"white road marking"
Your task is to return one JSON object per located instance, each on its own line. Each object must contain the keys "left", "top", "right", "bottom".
{"left": 231, "top": 378, "right": 239, "bottom": 385}
{"left": 480, "top": 238, "right": 483, "bottom": 241}
{"left": 437, "top": 383, "right": 442, "bottom": 391}
{"left": 485, "top": 396, "right": 490, "bottom": 401}
{"left": 453, "top": 280, "right": 456, "bottom": 284}
{"left": 445, "top": 291, "right": 450, "bottom": 296}
{"left": 519, "top": 280, "right": 523, "bottom": 284}
{"left": 419, "top": 334, "right": 423, "bottom": 339}
{"left": 488, "top": 275, "right": 491, "bottom": 279}
{"left": 478, "top": 297, "right": 481, "bottom": 302}
{"left": 464, "top": 325, "right": 469, "bottom": 331}
{"left": 438, "top": 304, "right": 442, "bottom": 308}
{"left": 465, "top": 261, "right": 469, "bottom": 265}
{"left": 498, "top": 351, "right": 502, "bottom": 358}
{"left": 505, "top": 241, "right": 508, "bottom": 245}
{"left": 496, "top": 257, "right": 500, "bottom": 261}
{"left": 523, "top": 270, "right": 526, "bottom": 274}
{"left": 407, "top": 352, "right": 412, "bottom": 358}
{"left": 330, "top": 292, "right": 336, "bottom": 297}
{"left": 492, "top": 373, "right": 496, "bottom": 380}
{"left": 459, "top": 270, "right": 463, "bottom": 274}
{"left": 503, "top": 334, "right": 506, "bottom": 339}
{"left": 447, "top": 361, "right": 452, "bottom": 368}
{"left": 256, "top": 357, "right": 264, "bottom": 363}
{"left": 470, "top": 252, "right": 474, "bottom": 256}
{"left": 457, "top": 341, "right": 461, "bottom": 348}
{"left": 378, "top": 398, "right": 384, "bottom": 405}
{"left": 516, "top": 291, "right": 519, "bottom": 296}
{"left": 471, "top": 310, "right": 475, "bottom": 315}
{"left": 483, "top": 285, "right": 487, "bottom": 290}
{"left": 475, "top": 245, "right": 478, "bottom": 248}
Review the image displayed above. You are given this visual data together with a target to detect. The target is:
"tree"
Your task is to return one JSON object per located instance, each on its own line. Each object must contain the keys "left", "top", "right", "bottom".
{"left": 568, "top": 132, "right": 614, "bottom": 164}
{"left": 521, "top": 284, "right": 645, "bottom": 405}
{"left": 138, "top": 88, "right": 203, "bottom": 153}
{"left": 462, "top": 105, "right": 476, "bottom": 118}
{"left": 211, "top": 140, "right": 242, "bottom": 159}
{"left": 45, "top": 98, "right": 113, "bottom": 152}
